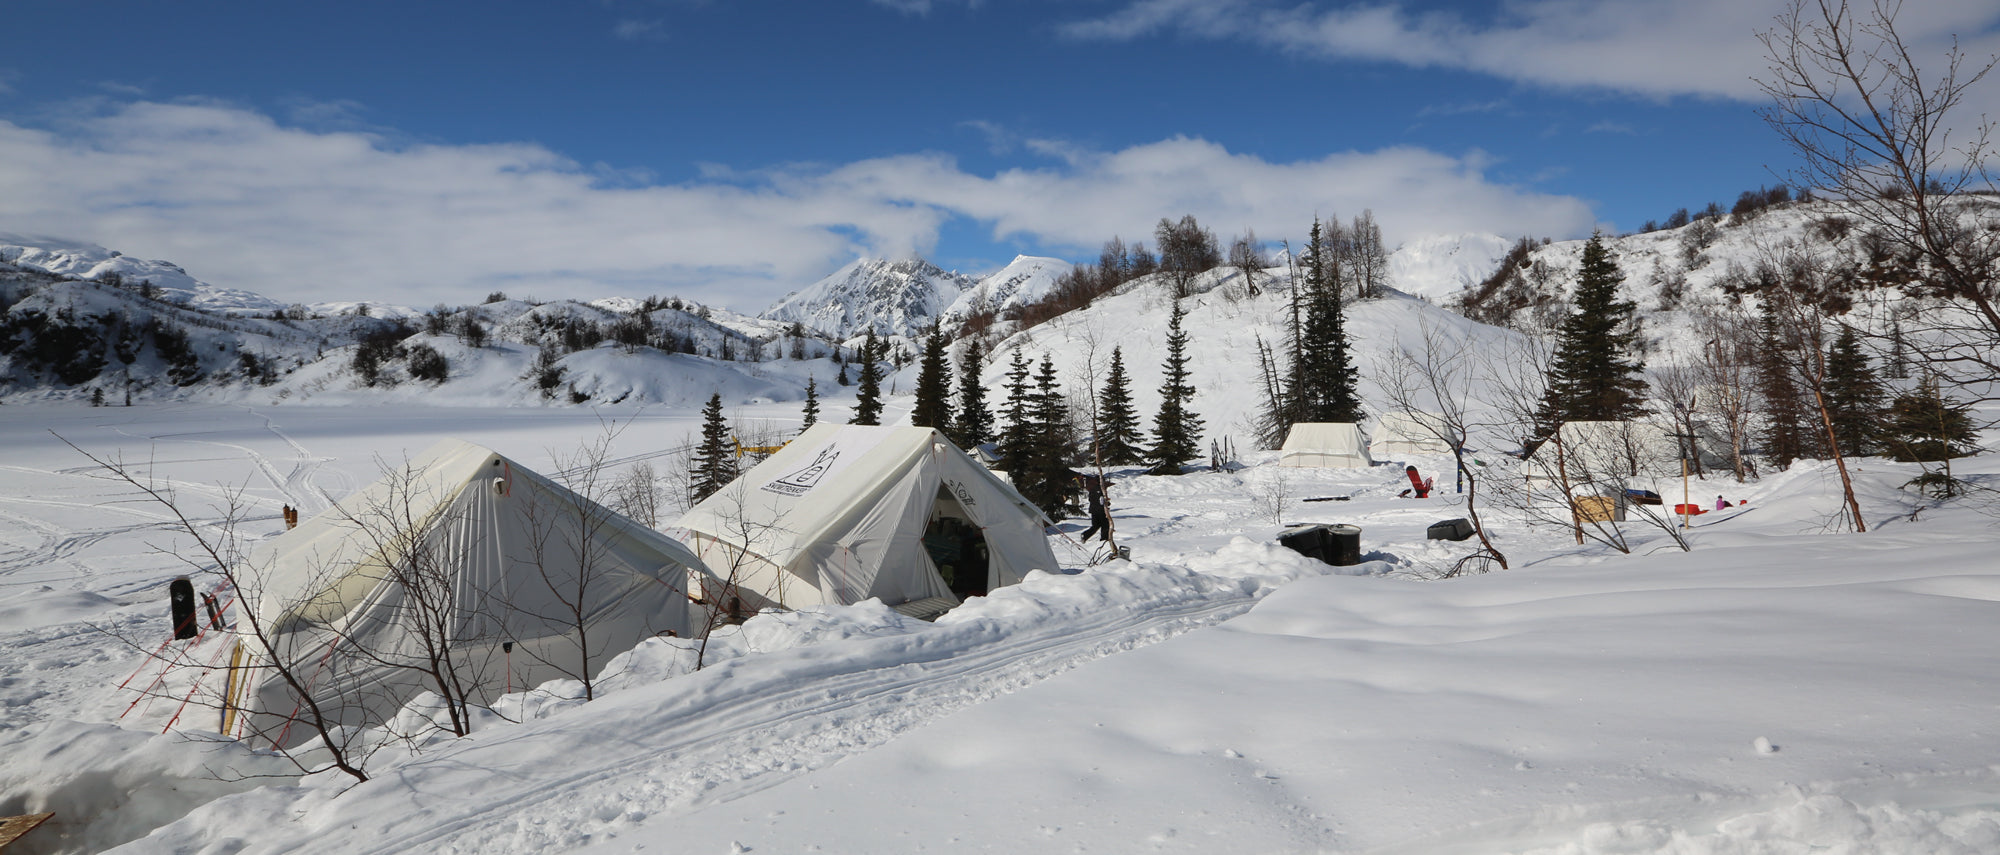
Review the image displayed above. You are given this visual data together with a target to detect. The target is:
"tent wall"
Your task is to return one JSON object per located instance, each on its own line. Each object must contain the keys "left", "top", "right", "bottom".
{"left": 1279, "top": 423, "right": 1373, "bottom": 469}
{"left": 224, "top": 440, "right": 701, "bottom": 747}
{"left": 1369, "top": 412, "right": 1454, "bottom": 457}
{"left": 676, "top": 425, "right": 1056, "bottom": 612}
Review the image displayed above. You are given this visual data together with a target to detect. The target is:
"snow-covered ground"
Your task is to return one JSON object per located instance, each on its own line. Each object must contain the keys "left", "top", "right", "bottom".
{"left": 4, "top": 400, "right": 1999, "bottom": 855}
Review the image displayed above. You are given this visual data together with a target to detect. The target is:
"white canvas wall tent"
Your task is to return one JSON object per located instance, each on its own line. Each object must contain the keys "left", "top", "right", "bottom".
{"left": 1279, "top": 422, "right": 1374, "bottom": 468}
{"left": 213, "top": 440, "right": 702, "bottom": 747}
{"left": 672, "top": 424, "right": 1059, "bottom": 618}
{"left": 1369, "top": 412, "right": 1455, "bottom": 457}
{"left": 1525, "top": 420, "right": 1726, "bottom": 493}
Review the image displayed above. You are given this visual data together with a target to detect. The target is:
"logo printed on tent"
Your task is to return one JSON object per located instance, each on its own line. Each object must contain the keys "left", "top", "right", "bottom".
{"left": 944, "top": 477, "right": 979, "bottom": 510}
{"left": 764, "top": 446, "right": 842, "bottom": 496}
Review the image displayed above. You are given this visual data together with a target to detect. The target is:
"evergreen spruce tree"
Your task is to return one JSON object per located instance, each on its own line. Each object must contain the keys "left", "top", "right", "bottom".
{"left": 1755, "top": 301, "right": 1815, "bottom": 469}
{"left": 1822, "top": 325, "right": 1886, "bottom": 456}
{"left": 910, "top": 329, "right": 954, "bottom": 432}
{"left": 1097, "top": 346, "right": 1144, "bottom": 466}
{"left": 1145, "top": 300, "right": 1204, "bottom": 475}
{"left": 801, "top": 376, "right": 820, "bottom": 430}
{"left": 1022, "top": 355, "right": 1077, "bottom": 518}
{"left": 953, "top": 337, "right": 992, "bottom": 449}
{"left": 851, "top": 330, "right": 884, "bottom": 425}
{"left": 996, "top": 350, "right": 1036, "bottom": 483}
{"left": 1881, "top": 374, "right": 1978, "bottom": 463}
{"left": 1534, "top": 234, "right": 1650, "bottom": 435}
{"left": 1290, "top": 218, "right": 1363, "bottom": 424}
{"left": 691, "top": 393, "right": 737, "bottom": 503}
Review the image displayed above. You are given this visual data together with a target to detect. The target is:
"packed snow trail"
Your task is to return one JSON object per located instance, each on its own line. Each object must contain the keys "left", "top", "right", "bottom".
{"left": 134, "top": 543, "right": 1351, "bottom": 855}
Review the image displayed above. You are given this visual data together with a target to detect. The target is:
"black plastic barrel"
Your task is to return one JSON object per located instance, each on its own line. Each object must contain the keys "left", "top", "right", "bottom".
{"left": 1277, "top": 524, "right": 1332, "bottom": 563}
{"left": 1326, "top": 524, "right": 1362, "bottom": 566}
{"left": 1280, "top": 524, "right": 1362, "bottom": 566}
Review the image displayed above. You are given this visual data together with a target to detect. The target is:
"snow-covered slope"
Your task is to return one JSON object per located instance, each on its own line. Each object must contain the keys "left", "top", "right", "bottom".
{"left": 3, "top": 404, "right": 1996, "bottom": 854}
{"left": 977, "top": 266, "right": 1524, "bottom": 454}
{"left": 761, "top": 256, "right": 972, "bottom": 339}
{"left": 3, "top": 232, "right": 297, "bottom": 316}
{"left": 1386, "top": 231, "right": 1514, "bottom": 302}
{"left": 938, "top": 254, "right": 1071, "bottom": 331}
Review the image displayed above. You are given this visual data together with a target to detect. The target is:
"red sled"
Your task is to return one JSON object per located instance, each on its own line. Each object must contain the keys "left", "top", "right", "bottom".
{"left": 1672, "top": 503, "right": 1709, "bottom": 516}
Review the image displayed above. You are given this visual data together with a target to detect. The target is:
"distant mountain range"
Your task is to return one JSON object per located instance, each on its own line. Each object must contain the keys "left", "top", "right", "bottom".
{"left": 14, "top": 203, "right": 1904, "bottom": 416}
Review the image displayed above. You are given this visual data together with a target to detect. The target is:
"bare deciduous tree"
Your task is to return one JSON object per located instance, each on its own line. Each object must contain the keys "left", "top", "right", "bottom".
{"left": 1692, "top": 308, "right": 1764, "bottom": 482}
{"left": 60, "top": 435, "right": 374, "bottom": 782}
{"left": 1758, "top": 0, "right": 2000, "bottom": 405}
{"left": 1374, "top": 319, "right": 1510, "bottom": 572}
{"left": 1742, "top": 240, "right": 1871, "bottom": 531}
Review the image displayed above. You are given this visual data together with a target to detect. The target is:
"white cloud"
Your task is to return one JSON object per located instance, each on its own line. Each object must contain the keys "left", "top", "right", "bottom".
{"left": 1059, "top": 0, "right": 2000, "bottom": 102}
{"left": 613, "top": 19, "right": 669, "bottom": 41}
{"left": 1414, "top": 99, "right": 1511, "bottom": 118}
{"left": 869, "top": 0, "right": 982, "bottom": 14}
{"left": 0, "top": 101, "right": 1596, "bottom": 310}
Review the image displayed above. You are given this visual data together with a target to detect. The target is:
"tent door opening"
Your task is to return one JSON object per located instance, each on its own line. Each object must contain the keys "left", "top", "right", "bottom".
{"left": 922, "top": 486, "right": 989, "bottom": 599}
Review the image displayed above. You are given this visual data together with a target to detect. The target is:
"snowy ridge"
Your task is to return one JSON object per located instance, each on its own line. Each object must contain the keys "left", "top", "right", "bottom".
{"left": 938, "top": 254, "right": 1072, "bottom": 331}
{"left": 3, "top": 232, "right": 307, "bottom": 317}
{"left": 0, "top": 238, "right": 840, "bottom": 409}
{"left": 1386, "top": 231, "right": 1514, "bottom": 302}
{"left": 760, "top": 256, "right": 972, "bottom": 339}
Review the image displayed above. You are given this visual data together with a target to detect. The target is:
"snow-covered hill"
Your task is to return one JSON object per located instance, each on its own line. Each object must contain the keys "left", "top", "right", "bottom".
{"left": 760, "top": 256, "right": 973, "bottom": 339}
{"left": 1385, "top": 231, "right": 1514, "bottom": 302}
{"left": 937, "top": 254, "right": 1072, "bottom": 331}
{"left": 3, "top": 232, "right": 315, "bottom": 317}
{"left": 0, "top": 248, "right": 840, "bottom": 410}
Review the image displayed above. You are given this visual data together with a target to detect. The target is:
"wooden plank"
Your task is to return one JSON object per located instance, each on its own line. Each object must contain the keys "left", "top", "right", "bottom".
{"left": 0, "top": 813, "right": 55, "bottom": 851}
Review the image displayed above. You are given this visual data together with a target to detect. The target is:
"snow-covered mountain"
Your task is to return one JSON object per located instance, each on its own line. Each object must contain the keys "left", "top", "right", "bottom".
{"left": 0, "top": 241, "right": 839, "bottom": 408}
{"left": 1385, "top": 232, "right": 1515, "bottom": 302}
{"left": 761, "top": 257, "right": 973, "bottom": 339}
{"left": 937, "top": 255, "right": 1072, "bottom": 332}
{"left": 2, "top": 200, "right": 1931, "bottom": 416}
{"left": 0, "top": 233, "right": 302, "bottom": 316}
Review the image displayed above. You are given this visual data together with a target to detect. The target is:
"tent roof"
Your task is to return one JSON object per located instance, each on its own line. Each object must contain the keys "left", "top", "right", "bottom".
{"left": 1280, "top": 422, "right": 1366, "bottom": 453}
{"left": 242, "top": 439, "right": 704, "bottom": 630}
{"left": 1372, "top": 412, "right": 1450, "bottom": 440}
{"left": 675, "top": 424, "right": 1048, "bottom": 572}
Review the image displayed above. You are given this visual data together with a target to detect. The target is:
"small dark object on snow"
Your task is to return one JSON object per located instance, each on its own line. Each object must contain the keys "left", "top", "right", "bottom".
{"left": 169, "top": 577, "right": 197, "bottom": 640}
{"left": 1278, "top": 523, "right": 1362, "bottom": 566}
{"left": 1623, "top": 488, "right": 1663, "bottom": 506}
{"left": 1426, "top": 518, "right": 1475, "bottom": 541}
{"left": 1302, "top": 496, "right": 1351, "bottom": 502}
{"left": 201, "top": 592, "right": 224, "bottom": 630}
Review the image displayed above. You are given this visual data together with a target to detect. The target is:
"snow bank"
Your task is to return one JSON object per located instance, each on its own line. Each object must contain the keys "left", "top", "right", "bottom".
{"left": 0, "top": 721, "right": 295, "bottom": 855}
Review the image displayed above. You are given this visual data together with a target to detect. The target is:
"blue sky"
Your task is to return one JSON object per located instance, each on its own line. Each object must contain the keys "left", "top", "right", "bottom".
{"left": 1, "top": 0, "right": 1994, "bottom": 310}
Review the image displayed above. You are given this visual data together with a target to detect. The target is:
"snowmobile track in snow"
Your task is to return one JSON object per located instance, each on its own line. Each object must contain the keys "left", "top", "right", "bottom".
{"left": 328, "top": 576, "right": 1277, "bottom": 855}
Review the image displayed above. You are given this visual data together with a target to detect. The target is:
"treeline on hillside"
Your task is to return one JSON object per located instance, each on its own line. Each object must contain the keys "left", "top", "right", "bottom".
{"left": 835, "top": 212, "right": 1387, "bottom": 525}
{"left": 1635, "top": 185, "right": 1808, "bottom": 235}
{"left": 0, "top": 271, "right": 302, "bottom": 394}
{"left": 0, "top": 267, "right": 840, "bottom": 400}
{"left": 975, "top": 211, "right": 1385, "bottom": 337}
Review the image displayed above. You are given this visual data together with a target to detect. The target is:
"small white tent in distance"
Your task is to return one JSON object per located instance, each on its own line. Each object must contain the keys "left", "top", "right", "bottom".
{"left": 1369, "top": 412, "right": 1454, "bottom": 457}
{"left": 1523, "top": 420, "right": 1731, "bottom": 509}
{"left": 220, "top": 440, "right": 702, "bottom": 747}
{"left": 1278, "top": 422, "right": 1374, "bottom": 468}
{"left": 673, "top": 424, "right": 1059, "bottom": 616}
